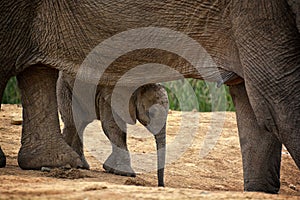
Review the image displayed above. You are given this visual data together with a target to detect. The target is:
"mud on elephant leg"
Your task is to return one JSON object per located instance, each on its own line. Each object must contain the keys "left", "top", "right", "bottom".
{"left": 100, "top": 101, "right": 135, "bottom": 177}
{"left": 17, "top": 65, "right": 84, "bottom": 169}
{"left": 57, "top": 74, "right": 90, "bottom": 169}
{"left": 230, "top": 83, "right": 282, "bottom": 194}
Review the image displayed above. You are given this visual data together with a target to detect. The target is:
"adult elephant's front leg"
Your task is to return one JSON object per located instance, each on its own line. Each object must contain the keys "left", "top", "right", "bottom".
{"left": 17, "top": 65, "right": 83, "bottom": 169}
{"left": 230, "top": 83, "right": 282, "bottom": 194}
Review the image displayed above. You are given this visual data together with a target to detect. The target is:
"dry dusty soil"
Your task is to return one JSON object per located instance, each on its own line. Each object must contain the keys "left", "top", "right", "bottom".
{"left": 0, "top": 104, "right": 299, "bottom": 199}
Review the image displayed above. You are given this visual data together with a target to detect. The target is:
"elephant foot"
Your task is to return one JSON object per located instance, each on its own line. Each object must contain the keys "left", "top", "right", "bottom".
{"left": 0, "top": 147, "right": 6, "bottom": 168}
{"left": 62, "top": 129, "right": 90, "bottom": 170}
{"left": 244, "top": 178, "right": 280, "bottom": 194}
{"left": 80, "top": 155, "right": 90, "bottom": 170}
{"left": 17, "top": 136, "right": 84, "bottom": 170}
{"left": 103, "top": 152, "right": 136, "bottom": 177}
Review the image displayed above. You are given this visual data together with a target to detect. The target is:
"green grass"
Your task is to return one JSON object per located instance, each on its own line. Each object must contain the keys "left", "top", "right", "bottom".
{"left": 162, "top": 79, "right": 235, "bottom": 112}
{"left": 2, "top": 77, "right": 235, "bottom": 112}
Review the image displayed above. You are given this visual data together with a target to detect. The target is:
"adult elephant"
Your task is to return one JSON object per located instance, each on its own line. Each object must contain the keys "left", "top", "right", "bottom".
{"left": 0, "top": 0, "right": 299, "bottom": 194}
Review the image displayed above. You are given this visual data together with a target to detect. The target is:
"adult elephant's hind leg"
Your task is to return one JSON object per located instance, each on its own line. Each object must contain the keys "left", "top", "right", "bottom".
{"left": 17, "top": 65, "right": 83, "bottom": 169}
{"left": 230, "top": 83, "right": 282, "bottom": 194}
{"left": 57, "top": 75, "right": 90, "bottom": 169}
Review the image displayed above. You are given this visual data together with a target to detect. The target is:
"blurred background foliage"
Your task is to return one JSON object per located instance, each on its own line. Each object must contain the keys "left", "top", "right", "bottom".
{"left": 162, "top": 79, "right": 235, "bottom": 112}
{"left": 2, "top": 77, "right": 21, "bottom": 104}
{"left": 2, "top": 77, "right": 235, "bottom": 112}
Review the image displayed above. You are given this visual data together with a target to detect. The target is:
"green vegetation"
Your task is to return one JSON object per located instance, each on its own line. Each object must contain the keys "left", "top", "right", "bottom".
{"left": 2, "top": 77, "right": 21, "bottom": 104}
{"left": 2, "top": 77, "right": 235, "bottom": 112}
{"left": 162, "top": 79, "right": 235, "bottom": 112}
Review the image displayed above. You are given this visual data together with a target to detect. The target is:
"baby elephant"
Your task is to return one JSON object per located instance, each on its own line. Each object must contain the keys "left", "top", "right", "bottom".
{"left": 57, "top": 73, "right": 169, "bottom": 186}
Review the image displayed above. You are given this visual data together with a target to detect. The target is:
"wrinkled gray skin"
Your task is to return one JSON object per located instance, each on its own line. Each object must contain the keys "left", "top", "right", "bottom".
{"left": 0, "top": 0, "right": 299, "bottom": 193}
{"left": 57, "top": 73, "right": 168, "bottom": 186}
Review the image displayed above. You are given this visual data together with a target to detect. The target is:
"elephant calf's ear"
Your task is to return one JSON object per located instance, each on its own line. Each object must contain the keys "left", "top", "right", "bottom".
{"left": 128, "top": 94, "right": 137, "bottom": 125}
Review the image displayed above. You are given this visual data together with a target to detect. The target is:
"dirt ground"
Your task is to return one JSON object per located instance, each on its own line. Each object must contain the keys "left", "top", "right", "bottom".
{"left": 0, "top": 104, "right": 299, "bottom": 199}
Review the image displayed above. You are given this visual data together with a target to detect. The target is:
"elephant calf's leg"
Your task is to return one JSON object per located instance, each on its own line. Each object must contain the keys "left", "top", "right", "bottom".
{"left": 230, "top": 83, "right": 282, "bottom": 194}
{"left": 17, "top": 65, "right": 83, "bottom": 169}
{"left": 100, "top": 101, "right": 135, "bottom": 177}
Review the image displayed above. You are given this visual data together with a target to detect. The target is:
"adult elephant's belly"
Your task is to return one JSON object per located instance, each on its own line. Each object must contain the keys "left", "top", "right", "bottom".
{"left": 26, "top": 0, "right": 243, "bottom": 86}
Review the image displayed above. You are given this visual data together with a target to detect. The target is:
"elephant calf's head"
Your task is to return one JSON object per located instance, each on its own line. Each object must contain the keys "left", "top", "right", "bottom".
{"left": 132, "top": 84, "right": 169, "bottom": 135}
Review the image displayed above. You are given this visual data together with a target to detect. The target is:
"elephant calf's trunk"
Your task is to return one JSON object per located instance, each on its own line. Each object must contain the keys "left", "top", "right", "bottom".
{"left": 155, "top": 125, "right": 166, "bottom": 187}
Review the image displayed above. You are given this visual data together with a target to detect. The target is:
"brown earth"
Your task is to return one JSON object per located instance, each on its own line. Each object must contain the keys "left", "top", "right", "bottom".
{"left": 0, "top": 104, "right": 299, "bottom": 199}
